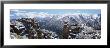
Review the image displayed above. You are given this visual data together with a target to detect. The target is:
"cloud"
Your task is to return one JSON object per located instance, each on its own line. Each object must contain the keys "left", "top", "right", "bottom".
{"left": 12, "top": 11, "right": 48, "bottom": 18}
{"left": 11, "top": 9, "right": 19, "bottom": 12}
{"left": 11, "top": 9, "right": 27, "bottom": 13}
{"left": 11, "top": 10, "right": 98, "bottom": 19}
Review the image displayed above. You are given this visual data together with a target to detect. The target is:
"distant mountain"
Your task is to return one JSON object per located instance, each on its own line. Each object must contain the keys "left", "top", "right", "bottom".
{"left": 33, "top": 13, "right": 101, "bottom": 32}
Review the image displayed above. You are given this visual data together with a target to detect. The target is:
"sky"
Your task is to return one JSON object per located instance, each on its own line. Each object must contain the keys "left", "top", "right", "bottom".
{"left": 10, "top": 9, "right": 101, "bottom": 15}
{"left": 10, "top": 9, "right": 101, "bottom": 19}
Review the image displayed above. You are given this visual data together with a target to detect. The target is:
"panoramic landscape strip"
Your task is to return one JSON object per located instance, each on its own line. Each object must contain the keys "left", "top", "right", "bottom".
{"left": 10, "top": 9, "right": 101, "bottom": 39}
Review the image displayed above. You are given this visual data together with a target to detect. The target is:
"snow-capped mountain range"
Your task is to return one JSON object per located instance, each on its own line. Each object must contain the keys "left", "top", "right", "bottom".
{"left": 11, "top": 13, "right": 101, "bottom": 33}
